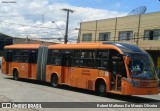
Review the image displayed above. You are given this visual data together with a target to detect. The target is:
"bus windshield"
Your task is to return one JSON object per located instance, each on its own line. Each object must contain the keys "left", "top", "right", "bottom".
{"left": 128, "top": 53, "right": 158, "bottom": 80}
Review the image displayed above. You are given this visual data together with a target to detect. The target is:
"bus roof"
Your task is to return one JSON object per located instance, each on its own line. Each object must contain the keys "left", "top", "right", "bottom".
{"left": 4, "top": 44, "right": 41, "bottom": 49}
{"left": 48, "top": 43, "right": 101, "bottom": 49}
{"left": 48, "top": 42, "right": 144, "bottom": 53}
{"left": 4, "top": 42, "right": 144, "bottom": 53}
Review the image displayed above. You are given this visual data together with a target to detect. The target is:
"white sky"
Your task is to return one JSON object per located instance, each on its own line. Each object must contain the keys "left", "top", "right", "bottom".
{"left": 0, "top": 0, "right": 127, "bottom": 43}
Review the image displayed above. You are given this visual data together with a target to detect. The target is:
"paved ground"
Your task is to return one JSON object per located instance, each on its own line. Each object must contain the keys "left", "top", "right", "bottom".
{"left": 0, "top": 70, "right": 159, "bottom": 111}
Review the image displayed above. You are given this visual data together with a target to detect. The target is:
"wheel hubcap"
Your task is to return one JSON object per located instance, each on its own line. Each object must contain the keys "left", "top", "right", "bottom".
{"left": 99, "top": 85, "right": 105, "bottom": 92}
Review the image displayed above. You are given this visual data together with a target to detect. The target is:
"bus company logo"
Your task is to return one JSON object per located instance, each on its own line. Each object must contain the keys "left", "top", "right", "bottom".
{"left": 2, "top": 103, "right": 11, "bottom": 108}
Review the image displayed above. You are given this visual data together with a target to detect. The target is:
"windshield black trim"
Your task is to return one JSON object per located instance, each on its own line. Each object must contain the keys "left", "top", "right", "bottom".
{"left": 102, "top": 42, "right": 145, "bottom": 53}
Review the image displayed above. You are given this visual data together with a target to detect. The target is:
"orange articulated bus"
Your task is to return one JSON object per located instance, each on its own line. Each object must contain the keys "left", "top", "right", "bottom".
{"left": 1, "top": 42, "right": 159, "bottom": 96}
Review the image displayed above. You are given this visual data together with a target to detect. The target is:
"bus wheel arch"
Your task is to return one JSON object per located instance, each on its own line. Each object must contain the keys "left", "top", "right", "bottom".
{"left": 13, "top": 68, "right": 19, "bottom": 80}
{"left": 95, "top": 78, "right": 106, "bottom": 96}
{"left": 51, "top": 73, "right": 59, "bottom": 88}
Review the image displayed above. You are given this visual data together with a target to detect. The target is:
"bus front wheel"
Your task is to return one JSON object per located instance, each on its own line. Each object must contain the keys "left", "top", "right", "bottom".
{"left": 13, "top": 70, "right": 19, "bottom": 80}
{"left": 96, "top": 81, "right": 106, "bottom": 96}
{"left": 51, "top": 74, "right": 59, "bottom": 88}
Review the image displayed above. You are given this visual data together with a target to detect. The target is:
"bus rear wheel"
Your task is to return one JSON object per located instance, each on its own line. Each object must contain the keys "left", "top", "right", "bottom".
{"left": 96, "top": 81, "right": 106, "bottom": 96}
{"left": 51, "top": 74, "right": 59, "bottom": 88}
{"left": 13, "top": 70, "right": 19, "bottom": 80}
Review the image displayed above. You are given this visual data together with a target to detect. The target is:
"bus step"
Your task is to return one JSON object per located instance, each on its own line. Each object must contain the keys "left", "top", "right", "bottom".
{"left": 108, "top": 90, "right": 122, "bottom": 94}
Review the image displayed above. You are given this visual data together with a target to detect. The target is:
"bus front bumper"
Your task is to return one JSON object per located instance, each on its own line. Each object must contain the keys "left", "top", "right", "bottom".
{"left": 121, "top": 78, "right": 159, "bottom": 95}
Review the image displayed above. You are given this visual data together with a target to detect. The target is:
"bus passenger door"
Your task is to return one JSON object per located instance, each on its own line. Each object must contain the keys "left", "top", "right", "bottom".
{"left": 110, "top": 50, "right": 126, "bottom": 92}
{"left": 110, "top": 60, "right": 122, "bottom": 91}
{"left": 61, "top": 52, "right": 72, "bottom": 84}
{"left": 28, "top": 50, "right": 38, "bottom": 79}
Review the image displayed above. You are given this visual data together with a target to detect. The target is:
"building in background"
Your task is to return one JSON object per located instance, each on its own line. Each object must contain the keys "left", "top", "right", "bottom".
{"left": 79, "top": 11, "right": 160, "bottom": 69}
{"left": 0, "top": 33, "right": 13, "bottom": 56}
{"left": 0, "top": 33, "right": 59, "bottom": 56}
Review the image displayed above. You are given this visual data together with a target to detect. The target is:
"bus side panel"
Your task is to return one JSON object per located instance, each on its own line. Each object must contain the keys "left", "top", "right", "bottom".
{"left": 70, "top": 67, "right": 86, "bottom": 89}
{"left": 2, "top": 62, "right": 12, "bottom": 75}
{"left": 7, "top": 63, "right": 37, "bottom": 79}
{"left": 86, "top": 69, "right": 100, "bottom": 90}
{"left": 70, "top": 67, "right": 99, "bottom": 90}
{"left": 1, "top": 58, "right": 8, "bottom": 74}
{"left": 8, "top": 62, "right": 13, "bottom": 75}
{"left": 61, "top": 66, "right": 71, "bottom": 84}
{"left": 46, "top": 65, "right": 62, "bottom": 83}
{"left": 121, "top": 78, "right": 132, "bottom": 95}
{"left": 11, "top": 62, "right": 30, "bottom": 79}
{"left": 97, "top": 70, "right": 111, "bottom": 92}
{"left": 29, "top": 64, "right": 37, "bottom": 79}
{"left": 69, "top": 67, "right": 77, "bottom": 87}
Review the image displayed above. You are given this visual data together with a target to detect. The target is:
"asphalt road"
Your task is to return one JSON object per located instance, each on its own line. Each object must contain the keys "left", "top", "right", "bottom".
{"left": 0, "top": 70, "right": 159, "bottom": 111}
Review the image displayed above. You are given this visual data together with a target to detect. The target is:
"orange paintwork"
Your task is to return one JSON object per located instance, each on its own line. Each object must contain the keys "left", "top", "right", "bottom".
{"left": 4, "top": 44, "right": 40, "bottom": 49}
{"left": 1, "top": 57, "right": 9, "bottom": 74}
{"left": 46, "top": 65, "right": 62, "bottom": 83}
{"left": 2, "top": 61, "right": 37, "bottom": 79}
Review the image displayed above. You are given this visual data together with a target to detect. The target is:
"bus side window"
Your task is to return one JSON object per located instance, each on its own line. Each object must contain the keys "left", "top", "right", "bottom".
{"left": 3, "top": 49, "right": 13, "bottom": 62}
{"left": 80, "top": 50, "right": 96, "bottom": 68}
{"left": 47, "top": 50, "right": 62, "bottom": 66}
{"left": 72, "top": 50, "right": 95, "bottom": 68}
{"left": 29, "top": 50, "right": 38, "bottom": 63}
{"left": 21, "top": 50, "right": 29, "bottom": 63}
{"left": 72, "top": 50, "right": 81, "bottom": 67}
{"left": 97, "top": 50, "right": 109, "bottom": 70}
{"left": 62, "top": 50, "right": 73, "bottom": 66}
{"left": 12, "top": 50, "right": 21, "bottom": 63}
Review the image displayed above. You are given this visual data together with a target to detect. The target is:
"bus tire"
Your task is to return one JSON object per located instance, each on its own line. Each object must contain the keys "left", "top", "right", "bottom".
{"left": 96, "top": 80, "right": 106, "bottom": 96}
{"left": 13, "top": 69, "right": 19, "bottom": 80}
{"left": 51, "top": 74, "right": 59, "bottom": 88}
